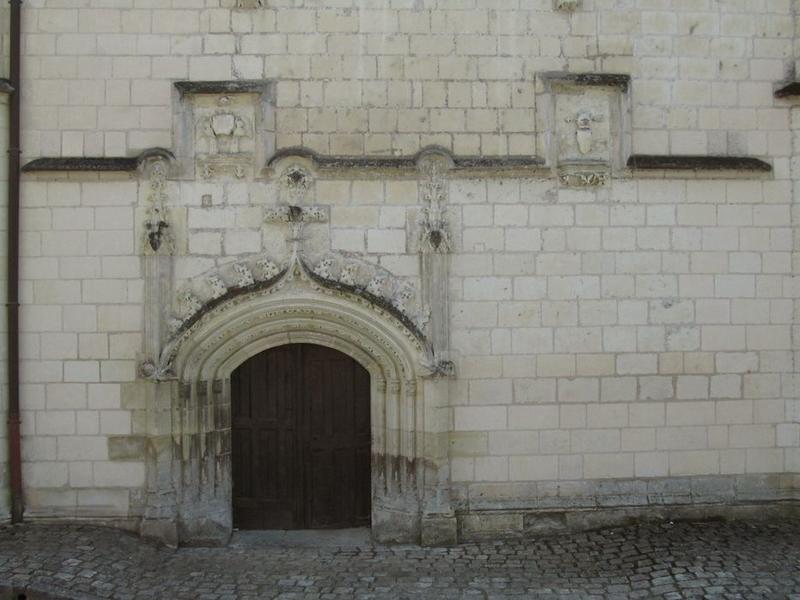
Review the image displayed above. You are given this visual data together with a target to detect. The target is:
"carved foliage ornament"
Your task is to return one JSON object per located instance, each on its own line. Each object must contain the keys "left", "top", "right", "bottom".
{"left": 157, "top": 252, "right": 437, "bottom": 380}
{"left": 166, "top": 251, "right": 427, "bottom": 345}
{"left": 143, "top": 159, "right": 173, "bottom": 254}
{"left": 418, "top": 155, "right": 451, "bottom": 253}
{"left": 559, "top": 171, "right": 608, "bottom": 187}
{"left": 278, "top": 164, "right": 314, "bottom": 205}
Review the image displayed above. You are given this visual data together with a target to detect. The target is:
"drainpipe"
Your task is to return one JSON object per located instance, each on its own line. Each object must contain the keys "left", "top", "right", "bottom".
{"left": 7, "top": 0, "right": 23, "bottom": 524}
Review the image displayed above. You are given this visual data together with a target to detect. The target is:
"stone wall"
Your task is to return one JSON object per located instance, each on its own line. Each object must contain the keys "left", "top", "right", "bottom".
{"left": 11, "top": 0, "right": 800, "bottom": 538}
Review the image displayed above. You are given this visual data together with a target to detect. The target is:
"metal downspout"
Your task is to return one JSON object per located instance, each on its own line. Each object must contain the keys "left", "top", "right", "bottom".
{"left": 8, "top": 0, "right": 22, "bottom": 524}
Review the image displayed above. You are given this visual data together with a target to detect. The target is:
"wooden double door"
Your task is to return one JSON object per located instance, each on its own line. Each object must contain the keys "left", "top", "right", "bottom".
{"left": 231, "top": 344, "right": 371, "bottom": 530}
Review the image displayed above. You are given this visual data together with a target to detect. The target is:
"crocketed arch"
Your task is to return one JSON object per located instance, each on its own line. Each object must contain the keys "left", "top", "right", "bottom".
{"left": 171, "top": 290, "right": 425, "bottom": 385}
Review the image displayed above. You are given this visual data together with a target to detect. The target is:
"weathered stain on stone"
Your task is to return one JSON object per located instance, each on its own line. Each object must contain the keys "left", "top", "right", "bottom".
{"left": 627, "top": 154, "right": 772, "bottom": 171}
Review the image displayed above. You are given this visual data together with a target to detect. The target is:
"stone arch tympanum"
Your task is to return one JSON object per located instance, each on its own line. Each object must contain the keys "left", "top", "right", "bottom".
{"left": 139, "top": 267, "right": 455, "bottom": 546}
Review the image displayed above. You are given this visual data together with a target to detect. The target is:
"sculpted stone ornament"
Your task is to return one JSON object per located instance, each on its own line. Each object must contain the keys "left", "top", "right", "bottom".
{"left": 279, "top": 165, "right": 314, "bottom": 205}
{"left": 167, "top": 317, "right": 185, "bottom": 335}
{"left": 338, "top": 263, "right": 360, "bottom": 287}
{"left": 563, "top": 110, "right": 604, "bottom": 157}
{"left": 418, "top": 154, "right": 452, "bottom": 253}
{"left": 391, "top": 283, "right": 416, "bottom": 314}
{"left": 421, "top": 355, "right": 456, "bottom": 378}
{"left": 143, "top": 159, "right": 173, "bottom": 254}
{"left": 264, "top": 204, "right": 328, "bottom": 256}
{"left": 197, "top": 111, "right": 252, "bottom": 156}
{"left": 139, "top": 359, "right": 176, "bottom": 382}
{"left": 233, "top": 263, "right": 255, "bottom": 287}
{"left": 206, "top": 276, "right": 227, "bottom": 300}
{"left": 257, "top": 258, "right": 281, "bottom": 280}
{"left": 559, "top": 171, "right": 608, "bottom": 187}
{"left": 576, "top": 111, "right": 594, "bottom": 155}
{"left": 366, "top": 275, "right": 387, "bottom": 298}
{"left": 556, "top": 0, "right": 580, "bottom": 10}
{"left": 313, "top": 257, "right": 335, "bottom": 280}
{"left": 180, "top": 291, "right": 202, "bottom": 317}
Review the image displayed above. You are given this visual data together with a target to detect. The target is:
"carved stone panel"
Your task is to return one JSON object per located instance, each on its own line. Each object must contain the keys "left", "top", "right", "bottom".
{"left": 173, "top": 81, "right": 274, "bottom": 181}
{"left": 556, "top": 95, "right": 611, "bottom": 165}
{"left": 537, "top": 73, "right": 630, "bottom": 180}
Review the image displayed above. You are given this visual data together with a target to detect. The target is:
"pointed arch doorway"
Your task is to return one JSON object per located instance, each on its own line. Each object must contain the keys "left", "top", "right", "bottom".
{"left": 231, "top": 343, "right": 371, "bottom": 530}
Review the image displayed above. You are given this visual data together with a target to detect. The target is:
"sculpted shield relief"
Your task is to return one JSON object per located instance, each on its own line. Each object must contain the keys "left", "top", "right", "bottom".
{"left": 194, "top": 93, "right": 257, "bottom": 180}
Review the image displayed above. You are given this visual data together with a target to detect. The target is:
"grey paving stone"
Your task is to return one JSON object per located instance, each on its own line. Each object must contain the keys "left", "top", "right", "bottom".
{"left": 0, "top": 520, "right": 798, "bottom": 599}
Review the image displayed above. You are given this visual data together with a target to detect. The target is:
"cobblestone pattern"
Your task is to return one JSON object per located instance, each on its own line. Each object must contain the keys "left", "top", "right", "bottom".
{"left": 1, "top": 521, "right": 800, "bottom": 599}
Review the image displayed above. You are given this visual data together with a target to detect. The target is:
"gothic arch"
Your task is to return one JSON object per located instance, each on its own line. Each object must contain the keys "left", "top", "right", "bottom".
{"left": 142, "top": 269, "right": 454, "bottom": 546}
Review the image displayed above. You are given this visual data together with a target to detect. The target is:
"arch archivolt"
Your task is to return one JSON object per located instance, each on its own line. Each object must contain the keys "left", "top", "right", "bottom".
{"left": 150, "top": 273, "right": 450, "bottom": 545}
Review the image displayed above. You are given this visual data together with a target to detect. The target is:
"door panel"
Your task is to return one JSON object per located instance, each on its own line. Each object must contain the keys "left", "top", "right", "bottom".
{"left": 232, "top": 344, "right": 371, "bottom": 529}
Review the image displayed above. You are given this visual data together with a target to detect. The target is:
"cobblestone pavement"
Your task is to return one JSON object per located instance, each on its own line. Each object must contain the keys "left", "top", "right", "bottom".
{"left": 1, "top": 520, "right": 799, "bottom": 599}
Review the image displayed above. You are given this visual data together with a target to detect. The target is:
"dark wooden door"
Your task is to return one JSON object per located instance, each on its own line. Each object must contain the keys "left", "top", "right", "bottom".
{"left": 232, "top": 344, "right": 371, "bottom": 530}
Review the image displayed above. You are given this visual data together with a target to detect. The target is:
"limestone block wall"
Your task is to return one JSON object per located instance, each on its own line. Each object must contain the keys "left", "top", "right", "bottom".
{"left": 445, "top": 174, "right": 798, "bottom": 514}
{"left": 18, "top": 1, "right": 795, "bottom": 161}
{"left": 19, "top": 175, "right": 143, "bottom": 519}
{"left": 8, "top": 0, "right": 800, "bottom": 531}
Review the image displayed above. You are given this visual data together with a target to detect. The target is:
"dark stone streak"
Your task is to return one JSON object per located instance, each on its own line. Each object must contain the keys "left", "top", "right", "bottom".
{"left": 541, "top": 71, "right": 631, "bottom": 90}
{"left": 775, "top": 81, "right": 800, "bottom": 98}
{"left": 22, "top": 156, "right": 140, "bottom": 172}
{"left": 267, "top": 145, "right": 544, "bottom": 170}
{"left": 627, "top": 154, "right": 772, "bottom": 172}
{"left": 174, "top": 80, "right": 270, "bottom": 96}
{"left": 22, "top": 148, "right": 175, "bottom": 173}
